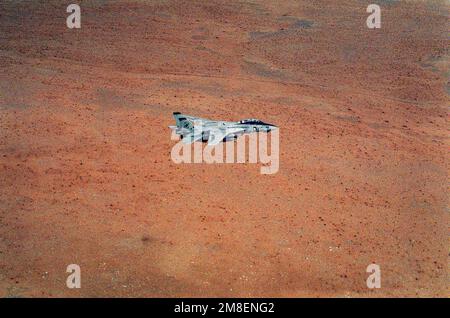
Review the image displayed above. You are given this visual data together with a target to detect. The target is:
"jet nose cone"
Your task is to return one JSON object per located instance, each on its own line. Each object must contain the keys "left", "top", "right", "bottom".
{"left": 261, "top": 124, "right": 277, "bottom": 132}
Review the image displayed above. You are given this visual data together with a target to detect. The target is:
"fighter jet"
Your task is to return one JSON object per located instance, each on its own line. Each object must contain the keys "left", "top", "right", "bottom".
{"left": 169, "top": 112, "right": 277, "bottom": 145}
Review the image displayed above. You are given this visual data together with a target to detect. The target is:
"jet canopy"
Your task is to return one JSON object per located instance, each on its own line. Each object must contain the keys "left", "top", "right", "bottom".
{"left": 239, "top": 119, "right": 265, "bottom": 124}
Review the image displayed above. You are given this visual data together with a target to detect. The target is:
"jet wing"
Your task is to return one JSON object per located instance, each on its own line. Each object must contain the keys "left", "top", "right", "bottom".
{"left": 182, "top": 132, "right": 203, "bottom": 144}
{"left": 207, "top": 127, "right": 246, "bottom": 146}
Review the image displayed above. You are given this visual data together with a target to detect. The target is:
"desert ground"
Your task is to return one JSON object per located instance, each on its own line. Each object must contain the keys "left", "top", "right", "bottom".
{"left": 0, "top": 0, "right": 448, "bottom": 297}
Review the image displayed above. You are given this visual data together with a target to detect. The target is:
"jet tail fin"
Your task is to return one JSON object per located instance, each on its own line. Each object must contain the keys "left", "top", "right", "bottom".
{"left": 173, "top": 112, "right": 184, "bottom": 127}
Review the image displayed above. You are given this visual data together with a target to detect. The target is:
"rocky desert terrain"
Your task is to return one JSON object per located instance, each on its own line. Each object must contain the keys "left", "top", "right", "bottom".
{"left": 0, "top": 0, "right": 448, "bottom": 297}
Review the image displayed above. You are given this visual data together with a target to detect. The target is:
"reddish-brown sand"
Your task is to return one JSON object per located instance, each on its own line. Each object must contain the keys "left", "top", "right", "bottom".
{"left": 0, "top": 0, "right": 448, "bottom": 297}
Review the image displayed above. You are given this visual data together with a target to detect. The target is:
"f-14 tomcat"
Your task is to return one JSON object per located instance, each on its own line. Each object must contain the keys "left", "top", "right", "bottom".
{"left": 169, "top": 112, "right": 277, "bottom": 145}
